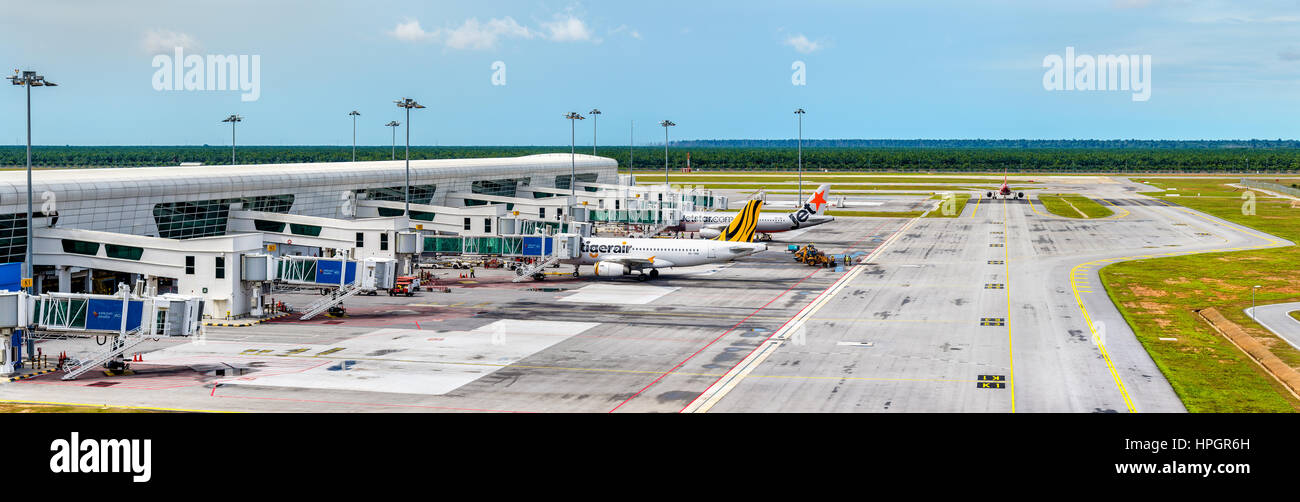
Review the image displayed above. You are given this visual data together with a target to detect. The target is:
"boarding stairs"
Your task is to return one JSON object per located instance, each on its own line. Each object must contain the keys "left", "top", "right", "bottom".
{"left": 61, "top": 328, "right": 148, "bottom": 381}
{"left": 511, "top": 254, "right": 562, "bottom": 282}
{"left": 299, "top": 280, "right": 364, "bottom": 320}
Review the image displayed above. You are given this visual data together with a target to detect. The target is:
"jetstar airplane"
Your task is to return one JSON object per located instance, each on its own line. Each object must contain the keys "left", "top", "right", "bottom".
{"left": 564, "top": 198, "right": 768, "bottom": 281}
{"left": 985, "top": 170, "right": 1025, "bottom": 199}
{"left": 680, "top": 184, "right": 834, "bottom": 241}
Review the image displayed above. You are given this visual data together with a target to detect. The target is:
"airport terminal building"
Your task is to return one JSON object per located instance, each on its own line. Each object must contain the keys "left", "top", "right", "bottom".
{"left": 0, "top": 153, "right": 625, "bottom": 317}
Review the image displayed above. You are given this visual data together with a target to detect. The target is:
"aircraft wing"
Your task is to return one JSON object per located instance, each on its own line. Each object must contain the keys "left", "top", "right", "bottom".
{"left": 606, "top": 257, "right": 675, "bottom": 269}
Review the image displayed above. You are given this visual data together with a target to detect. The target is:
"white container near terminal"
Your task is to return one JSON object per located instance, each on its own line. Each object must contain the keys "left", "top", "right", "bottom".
{"left": 396, "top": 232, "right": 419, "bottom": 254}
{"left": 361, "top": 258, "right": 397, "bottom": 290}
{"left": 241, "top": 253, "right": 274, "bottom": 282}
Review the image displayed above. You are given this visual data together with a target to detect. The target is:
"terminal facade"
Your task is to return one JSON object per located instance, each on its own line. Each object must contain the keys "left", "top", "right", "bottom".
{"left": 0, "top": 153, "right": 700, "bottom": 318}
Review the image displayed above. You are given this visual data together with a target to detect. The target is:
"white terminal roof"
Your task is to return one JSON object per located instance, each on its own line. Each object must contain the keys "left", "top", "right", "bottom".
{"left": 0, "top": 153, "right": 615, "bottom": 204}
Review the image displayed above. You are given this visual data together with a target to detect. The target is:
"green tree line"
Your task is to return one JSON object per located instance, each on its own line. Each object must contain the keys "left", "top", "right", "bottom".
{"left": 2, "top": 145, "right": 1299, "bottom": 173}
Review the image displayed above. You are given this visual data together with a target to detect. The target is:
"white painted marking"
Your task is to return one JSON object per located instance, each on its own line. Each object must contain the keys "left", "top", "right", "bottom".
{"left": 836, "top": 341, "right": 875, "bottom": 347}
{"left": 559, "top": 283, "right": 679, "bottom": 305}
{"left": 683, "top": 217, "right": 920, "bottom": 413}
{"left": 200, "top": 320, "right": 600, "bottom": 395}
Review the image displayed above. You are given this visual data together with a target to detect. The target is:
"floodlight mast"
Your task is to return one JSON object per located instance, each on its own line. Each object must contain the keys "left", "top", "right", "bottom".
{"left": 394, "top": 98, "right": 425, "bottom": 216}
{"left": 8, "top": 70, "right": 56, "bottom": 292}
{"left": 660, "top": 120, "right": 675, "bottom": 186}
{"left": 221, "top": 114, "right": 242, "bottom": 164}
{"left": 385, "top": 121, "right": 400, "bottom": 160}
{"left": 589, "top": 108, "right": 601, "bottom": 156}
{"left": 348, "top": 110, "right": 361, "bottom": 162}
{"left": 565, "top": 112, "right": 586, "bottom": 202}
{"left": 794, "top": 108, "right": 806, "bottom": 202}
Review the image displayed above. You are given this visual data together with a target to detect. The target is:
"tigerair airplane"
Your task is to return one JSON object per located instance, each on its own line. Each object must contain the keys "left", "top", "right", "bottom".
{"left": 564, "top": 198, "right": 768, "bottom": 281}
{"left": 680, "top": 184, "right": 834, "bottom": 241}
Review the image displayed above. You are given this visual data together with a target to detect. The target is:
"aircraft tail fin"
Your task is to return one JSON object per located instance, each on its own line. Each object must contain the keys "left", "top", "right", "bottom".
{"left": 805, "top": 184, "right": 831, "bottom": 213}
{"left": 715, "top": 198, "right": 763, "bottom": 242}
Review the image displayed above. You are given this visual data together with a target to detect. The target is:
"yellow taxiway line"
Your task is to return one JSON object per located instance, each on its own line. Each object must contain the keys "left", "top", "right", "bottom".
{"left": 682, "top": 216, "right": 922, "bottom": 413}
{"left": 1064, "top": 193, "right": 1288, "bottom": 413}
{"left": 1000, "top": 199, "right": 1017, "bottom": 413}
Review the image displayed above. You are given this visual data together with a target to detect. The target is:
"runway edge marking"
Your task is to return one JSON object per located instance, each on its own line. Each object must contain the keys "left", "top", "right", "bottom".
{"left": 681, "top": 218, "right": 920, "bottom": 413}
{"left": 1068, "top": 194, "right": 1290, "bottom": 414}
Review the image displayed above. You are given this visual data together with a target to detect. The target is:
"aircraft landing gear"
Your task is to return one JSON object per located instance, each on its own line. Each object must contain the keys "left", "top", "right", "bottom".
{"left": 759, "top": 233, "right": 773, "bottom": 242}
{"left": 649, "top": 269, "right": 659, "bottom": 279}
{"left": 636, "top": 273, "right": 649, "bottom": 282}
{"left": 573, "top": 265, "right": 581, "bottom": 278}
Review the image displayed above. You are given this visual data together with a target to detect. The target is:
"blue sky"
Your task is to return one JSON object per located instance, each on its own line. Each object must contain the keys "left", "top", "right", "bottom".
{"left": 3, "top": 0, "right": 1300, "bottom": 146}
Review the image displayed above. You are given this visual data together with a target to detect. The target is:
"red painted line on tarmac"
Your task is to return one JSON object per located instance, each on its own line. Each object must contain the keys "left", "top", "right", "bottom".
{"left": 606, "top": 220, "right": 894, "bottom": 413}
{"left": 675, "top": 219, "right": 902, "bottom": 413}
{"left": 209, "top": 393, "right": 533, "bottom": 413}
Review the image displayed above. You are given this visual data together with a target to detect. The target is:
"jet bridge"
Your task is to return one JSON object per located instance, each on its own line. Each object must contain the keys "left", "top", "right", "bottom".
{"left": 0, "top": 284, "right": 205, "bottom": 378}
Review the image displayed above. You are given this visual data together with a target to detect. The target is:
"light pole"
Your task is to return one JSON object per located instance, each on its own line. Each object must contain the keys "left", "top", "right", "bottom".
{"left": 385, "top": 121, "right": 400, "bottom": 160}
{"left": 221, "top": 114, "right": 242, "bottom": 164}
{"left": 394, "top": 98, "right": 425, "bottom": 217}
{"left": 660, "top": 120, "right": 675, "bottom": 186}
{"left": 627, "top": 120, "right": 633, "bottom": 225}
{"left": 794, "top": 108, "right": 805, "bottom": 202}
{"left": 348, "top": 110, "right": 360, "bottom": 162}
{"left": 589, "top": 108, "right": 601, "bottom": 156}
{"left": 8, "top": 70, "right": 56, "bottom": 292}
{"left": 565, "top": 112, "right": 585, "bottom": 200}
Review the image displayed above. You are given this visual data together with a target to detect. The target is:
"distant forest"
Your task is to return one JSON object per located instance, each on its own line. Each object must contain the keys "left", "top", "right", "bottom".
{"left": 672, "top": 139, "right": 1300, "bottom": 149}
{"left": 2, "top": 143, "right": 1298, "bottom": 173}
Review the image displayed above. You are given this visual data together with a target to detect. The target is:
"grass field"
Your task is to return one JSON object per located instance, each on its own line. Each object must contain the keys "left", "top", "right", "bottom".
{"left": 1291, "top": 311, "right": 1300, "bottom": 323}
{"left": 1098, "top": 177, "right": 1300, "bottom": 412}
{"left": 824, "top": 210, "right": 926, "bottom": 218}
{"left": 1038, "top": 194, "right": 1114, "bottom": 218}
{"left": 629, "top": 174, "right": 1040, "bottom": 184}
{"left": 766, "top": 191, "right": 935, "bottom": 196}
{"left": 641, "top": 182, "right": 1009, "bottom": 192}
{"left": 924, "top": 193, "right": 971, "bottom": 218}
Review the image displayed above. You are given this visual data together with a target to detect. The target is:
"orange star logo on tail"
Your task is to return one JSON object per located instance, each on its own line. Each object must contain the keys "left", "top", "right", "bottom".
{"left": 808, "top": 190, "right": 828, "bottom": 211}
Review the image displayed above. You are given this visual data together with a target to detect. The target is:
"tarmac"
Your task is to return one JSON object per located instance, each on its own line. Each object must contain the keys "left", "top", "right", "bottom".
{"left": 1, "top": 178, "right": 1290, "bottom": 413}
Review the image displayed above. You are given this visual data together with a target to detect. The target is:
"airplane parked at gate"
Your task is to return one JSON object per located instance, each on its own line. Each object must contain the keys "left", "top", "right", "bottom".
{"left": 678, "top": 184, "right": 834, "bottom": 241}
{"left": 563, "top": 199, "right": 768, "bottom": 281}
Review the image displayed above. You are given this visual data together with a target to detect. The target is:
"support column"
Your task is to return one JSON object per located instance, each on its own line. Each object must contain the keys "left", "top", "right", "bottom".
{"left": 57, "top": 266, "right": 71, "bottom": 293}
{"left": 0, "top": 329, "right": 13, "bottom": 376}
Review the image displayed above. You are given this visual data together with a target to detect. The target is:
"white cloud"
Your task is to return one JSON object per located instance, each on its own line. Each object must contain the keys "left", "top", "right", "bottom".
{"left": 142, "top": 29, "right": 199, "bottom": 54}
{"left": 785, "top": 34, "right": 822, "bottom": 54}
{"left": 444, "top": 17, "right": 535, "bottom": 50}
{"left": 1112, "top": 0, "right": 1155, "bottom": 8}
{"left": 389, "top": 18, "right": 437, "bottom": 42}
{"left": 543, "top": 15, "right": 595, "bottom": 42}
{"left": 610, "top": 24, "right": 642, "bottom": 40}
{"left": 388, "top": 13, "right": 604, "bottom": 50}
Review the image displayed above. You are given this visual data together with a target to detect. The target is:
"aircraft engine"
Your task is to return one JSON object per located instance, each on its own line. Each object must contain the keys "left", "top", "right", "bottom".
{"left": 594, "top": 261, "right": 629, "bottom": 276}
{"left": 699, "top": 227, "right": 722, "bottom": 239}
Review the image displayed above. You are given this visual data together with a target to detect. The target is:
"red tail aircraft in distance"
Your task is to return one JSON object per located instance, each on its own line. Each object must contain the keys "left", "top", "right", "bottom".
{"left": 986, "top": 169, "right": 1025, "bottom": 199}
